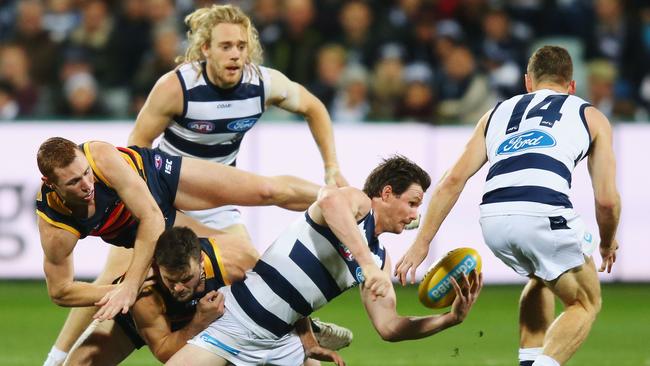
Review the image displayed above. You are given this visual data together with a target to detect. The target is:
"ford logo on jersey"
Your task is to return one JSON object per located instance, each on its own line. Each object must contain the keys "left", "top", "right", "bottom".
{"left": 496, "top": 130, "right": 556, "bottom": 155}
{"left": 188, "top": 121, "right": 215, "bottom": 133}
{"left": 227, "top": 118, "right": 257, "bottom": 132}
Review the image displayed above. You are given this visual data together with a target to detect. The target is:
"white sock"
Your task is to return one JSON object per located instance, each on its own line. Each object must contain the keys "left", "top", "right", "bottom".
{"left": 519, "top": 347, "right": 543, "bottom": 362}
{"left": 533, "top": 354, "right": 560, "bottom": 366}
{"left": 43, "top": 346, "right": 68, "bottom": 366}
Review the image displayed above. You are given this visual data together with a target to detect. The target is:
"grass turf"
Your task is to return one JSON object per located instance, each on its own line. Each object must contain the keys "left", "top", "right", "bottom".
{"left": 1, "top": 281, "right": 648, "bottom": 365}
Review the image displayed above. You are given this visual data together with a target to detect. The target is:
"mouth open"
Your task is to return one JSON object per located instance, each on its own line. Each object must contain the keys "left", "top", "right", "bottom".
{"left": 83, "top": 190, "right": 94, "bottom": 201}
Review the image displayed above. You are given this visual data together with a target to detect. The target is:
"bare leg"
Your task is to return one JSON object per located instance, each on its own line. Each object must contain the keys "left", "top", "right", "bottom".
{"left": 520, "top": 277, "right": 555, "bottom": 348}
{"left": 64, "top": 319, "right": 135, "bottom": 366}
{"left": 174, "top": 158, "right": 319, "bottom": 212}
{"left": 50, "top": 247, "right": 132, "bottom": 357}
{"left": 165, "top": 344, "right": 229, "bottom": 366}
{"left": 540, "top": 257, "right": 602, "bottom": 365}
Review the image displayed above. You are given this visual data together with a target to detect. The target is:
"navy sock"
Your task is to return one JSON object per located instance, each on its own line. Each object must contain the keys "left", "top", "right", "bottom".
{"left": 520, "top": 361, "right": 534, "bottom": 366}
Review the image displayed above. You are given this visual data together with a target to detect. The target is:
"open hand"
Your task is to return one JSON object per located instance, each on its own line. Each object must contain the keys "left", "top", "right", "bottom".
{"left": 394, "top": 243, "right": 429, "bottom": 286}
{"left": 449, "top": 270, "right": 483, "bottom": 324}
{"left": 599, "top": 239, "right": 619, "bottom": 273}
{"left": 94, "top": 282, "right": 138, "bottom": 321}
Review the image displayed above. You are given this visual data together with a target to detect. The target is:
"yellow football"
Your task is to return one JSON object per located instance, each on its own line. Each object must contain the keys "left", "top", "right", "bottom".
{"left": 418, "top": 247, "right": 482, "bottom": 309}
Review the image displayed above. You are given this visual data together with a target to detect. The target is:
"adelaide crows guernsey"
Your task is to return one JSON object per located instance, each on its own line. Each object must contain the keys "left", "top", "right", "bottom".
{"left": 481, "top": 89, "right": 592, "bottom": 217}
{"left": 224, "top": 211, "right": 386, "bottom": 339}
{"left": 36, "top": 143, "right": 181, "bottom": 247}
{"left": 159, "top": 62, "right": 271, "bottom": 166}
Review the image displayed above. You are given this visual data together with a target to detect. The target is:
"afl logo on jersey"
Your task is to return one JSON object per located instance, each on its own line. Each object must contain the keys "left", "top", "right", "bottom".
{"left": 337, "top": 243, "right": 355, "bottom": 261}
{"left": 497, "top": 130, "right": 556, "bottom": 155}
{"left": 154, "top": 154, "right": 163, "bottom": 170}
{"left": 188, "top": 121, "right": 215, "bottom": 133}
{"left": 227, "top": 118, "right": 257, "bottom": 132}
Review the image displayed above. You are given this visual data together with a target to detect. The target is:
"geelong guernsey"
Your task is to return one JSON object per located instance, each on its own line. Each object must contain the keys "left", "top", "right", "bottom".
{"left": 224, "top": 211, "right": 386, "bottom": 339}
{"left": 481, "top": 89, "right": 592, "bottom": 217}
{"left": 159, "top": 62, "right": 272, "bottom": 165}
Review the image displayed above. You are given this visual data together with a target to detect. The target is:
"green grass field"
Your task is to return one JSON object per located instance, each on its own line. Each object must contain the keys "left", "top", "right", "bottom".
{"left": 1, "top": 281, "right": 648, "bottom": 366}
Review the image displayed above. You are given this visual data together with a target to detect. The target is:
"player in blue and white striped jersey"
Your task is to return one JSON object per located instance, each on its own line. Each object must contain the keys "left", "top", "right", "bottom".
{"left": 396, "top": 46, "right": 621, "bottom": 366}
{"left": 165, "top": 156, "right": 483, "bottom": 366}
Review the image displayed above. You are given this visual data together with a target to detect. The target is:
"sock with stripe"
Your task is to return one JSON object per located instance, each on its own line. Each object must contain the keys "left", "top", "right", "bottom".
{"left": 519, "top": 347, "right": 543, "bottom": 366}
{"left": 533, "top": 355, "right": 560, "bottom": 366}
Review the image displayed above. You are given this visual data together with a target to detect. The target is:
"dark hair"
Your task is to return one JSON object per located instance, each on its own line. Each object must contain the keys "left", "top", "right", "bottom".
{"left": 363, "top": 155, "right": 431, "bottom": 198}
{"left": 527, "top": 45, "right": 573, "bottom": 85}
{"left": 154, "top": 227, "right": 202, "bottom": 273}
{"left": 37, "top": 137, "right": 81, "bottom": 180}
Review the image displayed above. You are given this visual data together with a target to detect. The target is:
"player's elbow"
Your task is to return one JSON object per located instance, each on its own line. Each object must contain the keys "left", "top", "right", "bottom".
{"left": 594, "top": 193, "right": 620, "bottom": 213}
{"left": 374, "top": 322, "right": 403, "bottom": 342}
{"left": 48, "top": 284, "right": 71, "bottom": 307}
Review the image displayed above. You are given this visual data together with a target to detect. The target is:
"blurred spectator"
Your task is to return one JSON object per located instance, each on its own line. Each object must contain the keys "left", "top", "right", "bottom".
{"left": 42, "top": 0, "right": 79, "bottom": 43}
{"left": 67, "top": 0, "right": 113, "bottom": 84}
{"left": 0, "top": 0, "right": 17, "bottom": 42}
{"left": 9, "top": 0, "right": 61, "bottom": 86}
{"left": 586, "top": 59, "right": 617, "bottom": 119}
{"left": 59, "top": 71, "right": 105, "bottom": 118}
{"left": 395, "top": 62, "right": 435, "bottom": 123}
{"left": 252, "top": 0, "right": 282, "bottom": 55}
{"left": 131, "top": 25, "right": 180, "bottom": 114}
{"left": 331, "top": 63, "right": 370, "bottom": 123}
{"left": 0, "top": 79, "right": 18, "bottom": 120}
{"left": 308, "top": 43, "right": 347, "bottom": 110}
{"left": 432, "top": 19, "right": 464, "bottom": 69}
{"left": 337, "top": 0, "right": 377, "bottom": 68}
{"left": 436, "top": 45, "right": 495, "bottom": 124}
{"left": 585, "top": 0, "right": 643, "bottom": 108}
{"left": 479, "top": 9, "right": 526, "bottom": 100}
{"left": 368, "top": 42, "right": 406, "bottom": 121}
{"left": 0, "top": 44, "right": 40, "bottom": 116}
{"left": 105, "top": 0, "right": 152, "bottom": 87}
{"left": 267, "top": 0, "right": 322, "bottom": 85}
{"left": 146, "top": 0, "right": 180, "bottom": 32}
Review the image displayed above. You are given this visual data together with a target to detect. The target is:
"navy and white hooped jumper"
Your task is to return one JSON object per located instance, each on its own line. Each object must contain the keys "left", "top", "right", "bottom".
{"left": 159, "top": 62, "right": 272, "bottom": 166}
{"left": 481, "top": 89, "right": 592, "bottom": 217}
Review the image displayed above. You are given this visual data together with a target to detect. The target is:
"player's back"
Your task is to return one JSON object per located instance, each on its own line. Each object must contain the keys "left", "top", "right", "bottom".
{"left": 481, "top": 89, "right": 591, "bottom": 217}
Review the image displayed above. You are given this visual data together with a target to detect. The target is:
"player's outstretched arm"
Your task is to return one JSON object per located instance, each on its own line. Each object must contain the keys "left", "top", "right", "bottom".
{"left": 133, "top": 290, "right": 225, "bottom": 362}
{"left": 295, "top": 318, "right": 346, "bottom": 366}
{"left": 128, "top": 71, "right": 183, "bottom": 148}
{"left": 89, "top": 142, "right": 166, "bottom": 321}
{"left": 363, "top": 257, "right": 482, "bottom": 342}
{"left": 585, "top": 106, "right": 621, "bottom": 273}
{"left": 395, "top": 111, "right": 490, "bottom": 286}
{"left": 309, "top": 186, "right": 391, "bottom": 300}
{"left": 39, "top": 218, "right": 115, "bottom": 306}
{"left": 267, "top": 68, "right": 348, "bottom": 187}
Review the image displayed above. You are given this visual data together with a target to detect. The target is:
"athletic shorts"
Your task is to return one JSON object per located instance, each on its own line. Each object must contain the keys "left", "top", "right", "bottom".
{"left": 479, "top": 212, "right": 598, "bottom": 281}
{"left": 188, "top": 306, "right": 305, "bottom": 366}
{"left": 185, "top": 206, "right": 244, "bottom": 230}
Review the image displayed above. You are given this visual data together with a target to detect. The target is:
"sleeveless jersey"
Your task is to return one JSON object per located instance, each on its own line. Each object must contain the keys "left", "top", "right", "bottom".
{"left": 226, "top": 211, "right": 386, "bottom": 338}
{"left": 35, "top": 143, "right": 181, "bottom": 247}
{"left": 481, "top": 89, "right": 592, "bottom": 217}
{"left": 159, "top": 62, "right": 272, "bottom": 165}
{"left": 114, "top": 237, "right": 229, "bottom": 348}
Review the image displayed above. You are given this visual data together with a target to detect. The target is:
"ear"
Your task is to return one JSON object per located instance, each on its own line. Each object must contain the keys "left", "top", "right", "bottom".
{"left": 380, "top": 185, "right": 393, "bottom": 201}
{"left": 41, "top": 176, "right": 53, "bottom": 188}
{"left": 524, "top": 74, "right": 533, "bottom": 93}
{"left": 201, "top": 42, "right": 210, "bottom": 58}
{"left": 567, "top": 80, "right": 576, "bottom": 95}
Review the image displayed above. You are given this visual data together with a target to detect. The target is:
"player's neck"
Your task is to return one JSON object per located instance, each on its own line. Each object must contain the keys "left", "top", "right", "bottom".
{"left": 533, "top": 83, "right": 569, "bottom": 94}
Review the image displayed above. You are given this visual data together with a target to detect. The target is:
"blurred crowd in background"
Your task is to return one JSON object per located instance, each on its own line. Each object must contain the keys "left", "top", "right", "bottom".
{"left": 0, "top": 0, "right": 649, "bottom": 124}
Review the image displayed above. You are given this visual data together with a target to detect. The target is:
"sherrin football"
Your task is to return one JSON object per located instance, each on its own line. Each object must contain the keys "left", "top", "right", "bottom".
{"left": 418, "top": 247, "right": 482, "bottom": 309}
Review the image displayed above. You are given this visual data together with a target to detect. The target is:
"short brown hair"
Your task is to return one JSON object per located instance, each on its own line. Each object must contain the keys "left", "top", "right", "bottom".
{"left": 527, "top": 45, "right": 573, "bottom": 85}
{"left": 154, "top": 227, "right": 202, "bottom": 273}
{"left": 37, "top": 137, "right": 81, "bottom": 180}
{"left": 363, "top": 155, "right": 431, "bottom": 198}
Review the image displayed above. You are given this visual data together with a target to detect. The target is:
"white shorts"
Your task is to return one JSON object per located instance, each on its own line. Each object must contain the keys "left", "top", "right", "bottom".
{"left": 479, "top": 213, "right": 598, "bottom": 281}
{"left": 188, "top": 306, "right": 305, "bottom": 366}
{"left": 185, "top": 205, "right": 244, "bottom": 230}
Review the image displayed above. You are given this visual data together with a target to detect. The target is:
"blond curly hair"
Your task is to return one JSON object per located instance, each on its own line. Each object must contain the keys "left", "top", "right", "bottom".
{"left": 177, "top": 4, "right": 263, "bottom": 66}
